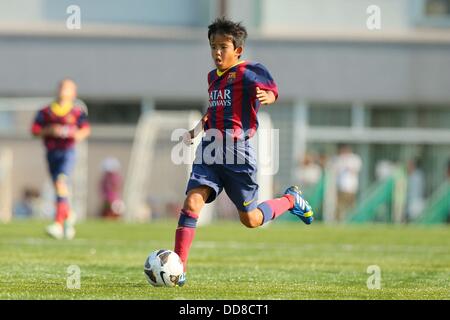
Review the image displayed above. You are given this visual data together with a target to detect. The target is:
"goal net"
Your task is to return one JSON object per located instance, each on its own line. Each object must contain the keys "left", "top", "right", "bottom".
{"left": 123, "top": 110, "right": 276, "bottom": 225}
{"left": 0, "top": 148, "right": 13, "bottom": 223}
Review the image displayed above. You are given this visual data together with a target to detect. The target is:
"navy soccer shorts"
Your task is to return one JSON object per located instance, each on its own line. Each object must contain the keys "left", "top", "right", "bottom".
{"left": 186, "top": 162, "right": 259, "bottom": 212}
{"left": 46, "top": 148, "right": 76, "bottom": 182}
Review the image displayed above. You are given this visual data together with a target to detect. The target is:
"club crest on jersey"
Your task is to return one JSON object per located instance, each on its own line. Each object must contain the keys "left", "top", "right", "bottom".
{"left": 227, "top": 72, "right": 236, "bottom": 84}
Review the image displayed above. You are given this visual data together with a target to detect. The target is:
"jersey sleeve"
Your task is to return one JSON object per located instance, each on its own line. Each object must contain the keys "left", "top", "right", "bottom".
{"left": 207, "top": 70, "right": 213, "bottom": 87}
{"left": 31, "top": 110, "right": 45, "bottom": 136}
{"left": 246, "top": 62, "right": 279, "bottom": 100}
{"left": 76, "top": 109, "right": 90, "bottom": 129}
{"left": 202, "top": 113, "right": 210, "bottom": 131}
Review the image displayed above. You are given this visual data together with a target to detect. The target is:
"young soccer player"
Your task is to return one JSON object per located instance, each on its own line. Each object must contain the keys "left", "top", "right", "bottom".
{"left": 31, "top": 79, "right": 90, "bottom": 239}
{"left": 174, "top": 18, "right": 314, "bottom": 286}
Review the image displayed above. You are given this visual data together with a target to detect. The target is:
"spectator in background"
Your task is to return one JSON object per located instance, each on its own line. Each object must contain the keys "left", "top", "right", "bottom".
{"left": 375, "top": 160, "right": 396, "bottom": 181}
{"left": 447, "top": 159, "right": 450, "bottom": 180}
{"left": 405, "top": 158, "right": 425, "bottom": 223}
{"left": 100, "top": 157, "right": 124, "bottom": 220}
{"left": 333, "top": 144, "right": 362, "bottom": 222}
{"left": 14, "top": 187, "right": 41, "bottom": 219}
{"left": 317, "top": 152, "right": 328, "bottom": 170}
{"left": 295, "top": 153, "right": 322, "bottom": 189}
{"left": 447, "top": 159, "right": 450, "bottom": 223}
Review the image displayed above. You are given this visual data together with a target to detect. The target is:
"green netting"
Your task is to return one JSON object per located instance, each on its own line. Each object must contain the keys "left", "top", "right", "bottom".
{"left": 346, "top": 176, "right": 395, "bottom": 223}
{"left": 415, "top": 181, "right": 450, "bottom": 224}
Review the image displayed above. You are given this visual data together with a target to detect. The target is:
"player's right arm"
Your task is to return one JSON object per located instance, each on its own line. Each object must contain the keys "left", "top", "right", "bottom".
{"left": 31, "top": 110, "right": 50, "bottom": 138}
{"left": 32, "top": 125, "right": 62, "bottom": 138}
{"left": 31, "top": 110, "right": 64, "bottom": 138}
{"left": 183, "top": 113, "right": 208, "bottom": 145}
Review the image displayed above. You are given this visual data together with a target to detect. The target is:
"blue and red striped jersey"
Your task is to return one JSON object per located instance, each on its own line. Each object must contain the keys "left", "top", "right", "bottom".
{"left": 31, "top": 104, "right": 89, "bottom": 151}
{"left": 205, "top": 61, "right": 278, "bottom": 140}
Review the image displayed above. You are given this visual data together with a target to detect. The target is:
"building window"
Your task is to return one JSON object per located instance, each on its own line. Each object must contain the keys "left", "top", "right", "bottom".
{"left": 412, "top": 0, "right": 450, "bottom": 27}
{"left": 425, "top": 0, "right": 450, "bottom": 16}
{"left": 154, "top": 100, "right": 205, "bottom": 113}
{"left": 309, "top": 104, "right": 352, "bottom": 127}
{"left": 0, "top": 111, "right": 14, "bottom": 132}
{"left": 83, "top": 99, "right": 141, "bottom": 124}
{"left": 369, "top": 105, "right": 450, "bottom": 129}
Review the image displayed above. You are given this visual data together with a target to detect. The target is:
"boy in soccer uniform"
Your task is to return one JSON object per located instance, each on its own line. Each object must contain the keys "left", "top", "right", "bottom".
{"left": 31, "top": 79, "right": 90, "bottom": 239}
{"left": 174, "top": 18, "right": 314, "bottom": 286}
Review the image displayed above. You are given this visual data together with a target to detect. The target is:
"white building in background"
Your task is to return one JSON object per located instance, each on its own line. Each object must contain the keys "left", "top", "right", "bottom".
{"left": 0, "top": 0, "right": 449, "bottom": 217}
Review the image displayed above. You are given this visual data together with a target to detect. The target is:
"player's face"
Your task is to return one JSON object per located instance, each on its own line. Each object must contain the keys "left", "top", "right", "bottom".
{"left": 210, "top": 34, "right": 242, "bottom": 71}
{"left": 58, "top": 80, "right": 77, "bottom": 102}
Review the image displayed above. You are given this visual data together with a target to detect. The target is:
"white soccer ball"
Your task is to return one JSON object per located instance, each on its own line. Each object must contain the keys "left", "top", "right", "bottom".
{"left": 144, "top": 249, "right": 184, "bottom": 287}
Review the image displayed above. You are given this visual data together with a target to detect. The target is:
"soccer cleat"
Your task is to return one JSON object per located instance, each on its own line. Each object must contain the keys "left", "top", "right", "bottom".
{"left": 46, "top": 222, "right": 64, "bottom": 240}
{"left": 64, "top": 224, "right": 76, "bottom": 240}
{"left": 66, "top": 210, "right": 77, "bottom": 226}
{"left": 63, "top": 210, "right": 76, "bottom": 240}
{"left": 177, "top": 273, "right": 186, "bottom": 287}
{"left": 284, "top": 186, "right": 314, "bottom": 225}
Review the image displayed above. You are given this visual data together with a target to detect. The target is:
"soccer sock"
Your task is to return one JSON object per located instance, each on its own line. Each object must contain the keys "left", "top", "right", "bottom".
{"left": 54, "top": 174, "right": 71, "bottom": 225}
{"left": 257, "top": 194, "right": 294, "bottom": 225}
{"left": 55, "top": 198, "right": 69, "bottom": 225}
{"left": 174, "top": 209, "right": 198, "bottom": 272}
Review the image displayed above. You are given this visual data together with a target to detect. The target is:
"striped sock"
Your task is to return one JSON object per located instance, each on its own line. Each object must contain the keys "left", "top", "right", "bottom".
{"left": 55, "top": 198, "right": 69, "bottom": 225}
{"left": 174, "top": 209, "right": 198, "bottom": 272}
{"left": 257, "top": 194, "right": 294, "bottom": 224}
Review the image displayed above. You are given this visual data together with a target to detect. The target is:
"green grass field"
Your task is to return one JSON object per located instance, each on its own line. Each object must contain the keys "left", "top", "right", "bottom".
{"left": 0, "top": 220, "right": 449, "bottom": 300}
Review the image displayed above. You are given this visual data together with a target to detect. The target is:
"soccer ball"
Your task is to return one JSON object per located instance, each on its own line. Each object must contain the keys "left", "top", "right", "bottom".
{"left": 144, "top": 249, "right": 184, "bottom": 287}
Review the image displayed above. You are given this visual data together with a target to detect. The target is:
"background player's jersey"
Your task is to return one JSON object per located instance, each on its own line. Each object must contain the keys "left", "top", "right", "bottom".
{"left": 31, "top": 104, "right": 90, "bottom": 151}
{"left": 205, "top": 61, "right": 278, "bottom": 140}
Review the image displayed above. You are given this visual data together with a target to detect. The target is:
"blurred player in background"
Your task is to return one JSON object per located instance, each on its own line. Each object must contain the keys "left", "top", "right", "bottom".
{"left": 405, "top": 158, "right": 425, "bottom": 223}
{"left": 31, "top": 79, "right": 90, "bottom": 239}
{"left": 100, "top": 157, "right": 124, "bottom": 220}
{"left": 173, "top": 18, "right": 314, "bottom": 286}
{"left": 333, "top": 144, "right": 362, "bottom": 222}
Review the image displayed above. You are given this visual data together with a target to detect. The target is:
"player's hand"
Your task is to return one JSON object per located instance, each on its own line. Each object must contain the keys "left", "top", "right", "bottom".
{"left": 256, "top": 87, "right": 276, "bottom": 105}
{"left": 182, "top": 130, "right": 194, "bottom": 146}
{"left": 47, "top": 125, "right": 76, "bottom": 138}
{"left": 74, "top": 126, "right": 90, "bottom": 142}
{"left": 45, "top": 124, "right": 63, "bottom": 137}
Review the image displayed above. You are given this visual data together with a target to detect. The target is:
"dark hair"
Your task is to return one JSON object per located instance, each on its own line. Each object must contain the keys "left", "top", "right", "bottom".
{"left": 338, "top": 143, "right": 351, "bottom": 151}
{"left": 413, "top": 157, "right": 423, "bottom": 168}
{"left": 208, "top": 17, "right": 247, "bottom": 49}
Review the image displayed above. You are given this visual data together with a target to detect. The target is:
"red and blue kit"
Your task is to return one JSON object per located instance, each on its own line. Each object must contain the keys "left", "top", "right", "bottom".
{"left": 175, "top": 60, "right": 311, "bottom": 273}
{"left": 32, "top": 103, "right": 89, "bottom": 181}
{"left": 204, "top": 60, "right": 278, "bottom": 140}
{"left": 186, "top": 61, "right": 278, "bottom": 212}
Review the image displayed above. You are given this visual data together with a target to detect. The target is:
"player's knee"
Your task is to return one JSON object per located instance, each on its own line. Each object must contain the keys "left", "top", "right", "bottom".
{"left": 55, "top": 174, "right": 69, "bottom": 197}
{"left": 239, "top": 212, "right": 261, "bottom": 228}
{"left": 183, "top": 194, "right": 204, "bottom": 213}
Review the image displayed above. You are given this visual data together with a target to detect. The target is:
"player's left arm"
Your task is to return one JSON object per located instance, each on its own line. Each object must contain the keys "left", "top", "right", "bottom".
{"left": 251, "top": 63, "right": 278, "bottom": 106}
{"left": 256, "top": 87, "right": 277, "bottom": 105}
{"left": 74, "top": 126, "right": 91, "bottom": 142}
{"left": 74, "top": 110, "right": 91, "bottom": 142}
